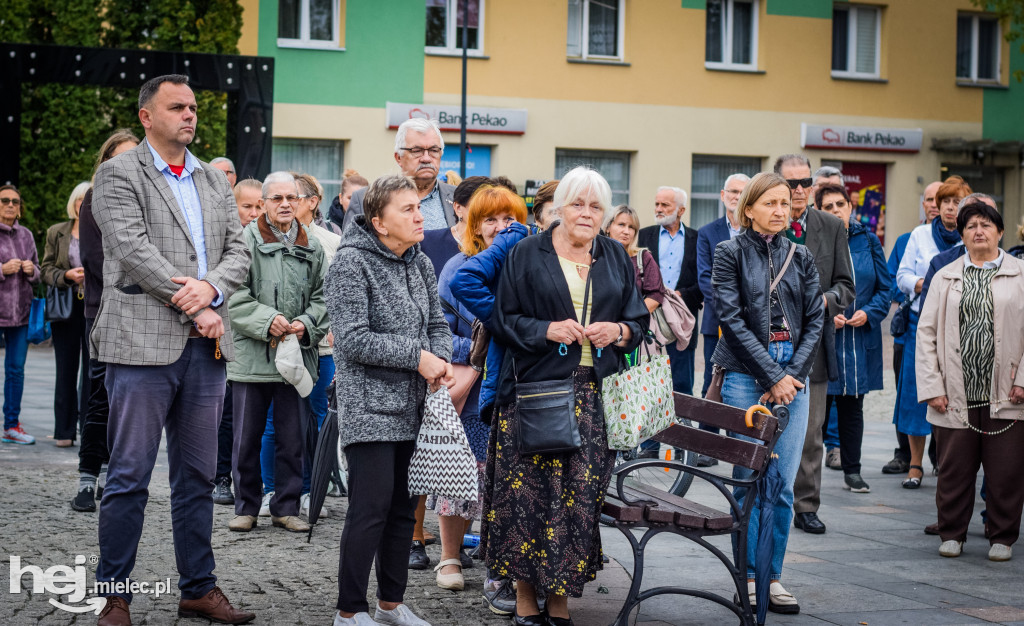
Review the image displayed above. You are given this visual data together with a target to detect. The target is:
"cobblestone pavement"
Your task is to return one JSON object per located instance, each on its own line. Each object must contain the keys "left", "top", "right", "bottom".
{"left": 2, "top": 334, "right": 1022, "bottom": 625}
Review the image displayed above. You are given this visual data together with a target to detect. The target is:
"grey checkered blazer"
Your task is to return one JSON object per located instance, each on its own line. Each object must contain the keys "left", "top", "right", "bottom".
{"left": 90, "top": 139, "right": 251, "bottom": 365}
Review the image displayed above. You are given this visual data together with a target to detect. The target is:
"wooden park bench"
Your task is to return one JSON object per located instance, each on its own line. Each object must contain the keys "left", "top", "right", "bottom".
{"left": 602, "top": 393, "right": 789, "bottom": 626}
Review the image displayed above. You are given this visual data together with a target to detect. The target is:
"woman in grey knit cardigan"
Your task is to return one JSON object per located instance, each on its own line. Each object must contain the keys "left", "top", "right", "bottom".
{"left": 325, "top": 174, "right": 454, "bottom": 626}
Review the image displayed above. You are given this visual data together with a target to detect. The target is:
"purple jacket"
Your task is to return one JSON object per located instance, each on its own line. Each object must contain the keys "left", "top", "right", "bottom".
{"left": 0, "top": 221, "right": 41, "bottom": 326}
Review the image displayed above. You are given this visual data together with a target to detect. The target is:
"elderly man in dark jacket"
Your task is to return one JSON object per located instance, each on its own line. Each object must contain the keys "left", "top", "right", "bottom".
{"left": 775, "top": 155, "right": 855, "bottom": 535}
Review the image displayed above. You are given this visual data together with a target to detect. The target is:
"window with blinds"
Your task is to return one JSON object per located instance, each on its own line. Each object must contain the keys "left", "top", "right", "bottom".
{"left": 555, "top": 149, "right": 630, "bottom": 207}
{"left": 831, "top": 4, "right": 880, "bottom": 79}
{"left": 705, "top": 0, "right": 758, "bottom": 71}
{"left": 567, "top": 0, "right": 624, "bottom": 61}
{"left": 690, "top": 155, "right": 761, "bottom": 230}
{"left": 271, "top": 139, "right": 345, "bottom": 203}
{"left": 956, "top": 13, "right": 1000, "bottom": 83}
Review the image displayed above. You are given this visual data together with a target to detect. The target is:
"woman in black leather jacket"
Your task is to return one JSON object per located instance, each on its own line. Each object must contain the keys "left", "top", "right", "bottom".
{"left": 710, "top": 171, "right": 825, "bottom": 615}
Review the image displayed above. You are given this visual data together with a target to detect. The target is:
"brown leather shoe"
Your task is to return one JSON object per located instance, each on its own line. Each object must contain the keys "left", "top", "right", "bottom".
{"left": 178, "top": 587, "right": 255, "bottom": 624}
{"left": 97, "top": 596, "right": 131, "bottom": 626}
{"left": 271, "top": 515, "right": 310, "bottom": 533}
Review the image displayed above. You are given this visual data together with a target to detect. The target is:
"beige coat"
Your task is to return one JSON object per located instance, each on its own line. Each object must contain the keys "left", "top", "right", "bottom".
{"left": 916, "top": 254, "right": 1024, "bottom": 428}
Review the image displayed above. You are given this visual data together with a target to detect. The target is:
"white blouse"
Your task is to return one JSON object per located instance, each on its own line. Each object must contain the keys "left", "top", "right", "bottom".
{"left": 896, "top": 224, "right": 940, "bottom": 313}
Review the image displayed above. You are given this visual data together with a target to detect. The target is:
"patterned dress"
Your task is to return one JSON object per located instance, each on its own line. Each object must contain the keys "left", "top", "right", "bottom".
{"left": 479, "top": 366, "right": 616, "bottom": 597}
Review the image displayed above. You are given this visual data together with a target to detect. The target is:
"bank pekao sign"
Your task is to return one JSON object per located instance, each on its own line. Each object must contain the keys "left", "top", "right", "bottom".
{"left": 386, "top": 102, "right": 527, "bottom": 135}
{"left": 801, "top": 123, "right": 923, "bottom": 153}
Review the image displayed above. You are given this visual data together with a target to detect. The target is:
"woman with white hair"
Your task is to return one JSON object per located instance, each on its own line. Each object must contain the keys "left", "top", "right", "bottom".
{"left": 40, "top": 181, "right": 92, "bottom": 447}
{"left": 480, "top": 166, "right": 649, "bottom": 626}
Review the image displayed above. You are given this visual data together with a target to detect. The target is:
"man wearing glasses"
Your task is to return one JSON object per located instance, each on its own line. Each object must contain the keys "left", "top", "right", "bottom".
{"left": 342, "top": 118, "right": 456, "bottom": 232}
{"left": 774, "top": 154, "right": 855, "bottom": 536}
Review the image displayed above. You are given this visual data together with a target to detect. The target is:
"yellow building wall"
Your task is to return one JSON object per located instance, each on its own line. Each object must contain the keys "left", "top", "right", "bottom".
{"left": 424, "top": 0, "right": 985, "bottom": 123}
{"left": 238, "top": 0, "right": 260, "bottom": 56}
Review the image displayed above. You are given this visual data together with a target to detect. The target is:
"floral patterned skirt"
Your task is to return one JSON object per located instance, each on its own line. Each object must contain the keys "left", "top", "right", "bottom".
{"left": 479, "top": 366, "right": 616, "bottom": 598}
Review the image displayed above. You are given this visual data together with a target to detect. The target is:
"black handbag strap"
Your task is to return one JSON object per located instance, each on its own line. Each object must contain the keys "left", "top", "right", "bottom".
{"left": 770, "top": 242, "right": 798, "bottom": 293}
{"left": 439, "top": 297, "right": 473, "bottom": 330}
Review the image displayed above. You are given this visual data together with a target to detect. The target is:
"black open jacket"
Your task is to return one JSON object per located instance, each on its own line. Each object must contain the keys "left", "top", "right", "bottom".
{"left": 492, "top": 227, "right": 649, "bottom": 406}
{"left": 710, "top": 228, "right": 825, "bottom": 391}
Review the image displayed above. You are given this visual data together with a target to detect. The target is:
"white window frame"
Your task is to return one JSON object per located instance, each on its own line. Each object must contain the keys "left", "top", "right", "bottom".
{"left": 425, "top": 0, "right": 486, "bottom": 56}
{"left": 277, "top": 0, "right": 342, "bottom": 50}
{"left": 567, "top": 0, "right": 626, "bottom": 62}
{"left": 957, "top": 13, "right": 1001, "bottom": 83}
{"left": 831, "top": 4, "right": 881, "bottom": 79}
{"left": 704, "top": 0, "right": 759, "bottom": 72}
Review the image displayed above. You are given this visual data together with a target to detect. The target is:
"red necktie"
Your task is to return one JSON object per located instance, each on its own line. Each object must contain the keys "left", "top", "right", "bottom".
{"left": 790, "top": 221, "right": 802, "bottom": 238}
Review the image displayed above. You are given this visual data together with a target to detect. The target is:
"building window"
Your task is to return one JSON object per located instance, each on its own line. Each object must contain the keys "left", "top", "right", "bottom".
{"left": 567, "top": 0, "right": 624, "bottom": 61}
{"left": 831, "top": 4, "right": 880, "bottom": 78}
{"left": 278, "top": 0, "right": 341, "bottom": 49}
{"left": 555, "top": 149, "right": 630, "bottom": 206}
{"left": 705, "top": 0, "right": 758, "bottom": 70}
{"left": 426, "top": 0, "right": 484, "bottom": 55}
{"left": 957, "top": 13, "right": 1000, "bottom": 82}
{"left": 690, "top": 154, "right": 761, "bottom": 229}
{"left": 271, "top": 139, "right": 345, "bottom": 202}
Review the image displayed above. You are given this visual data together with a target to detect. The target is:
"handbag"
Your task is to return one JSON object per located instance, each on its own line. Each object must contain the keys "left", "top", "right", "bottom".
{"left": 603, "top": 340, "right": 675, "bottom": 450}
{"left": 513, "top": 249, "right": 594, "bottom": 456}
{"left": 27, "top": 297, "right": 51, "bottom": 344}
{"left": 636, "top": 248, "right": 694, "bottom": 350}
{"left": 706, "top": 241, "right": 797, "bottom": 403}
{"left": 44, "top": 283, "right": 74, "bottom": 322}
{"left": 890, "top": 294, "right": 916, "bottom": 338}
{"left": 439, "top": 296, "right": 489, "bottom": 372}
{"left": 408, "top": 386, "right": 480, "bottom": 501}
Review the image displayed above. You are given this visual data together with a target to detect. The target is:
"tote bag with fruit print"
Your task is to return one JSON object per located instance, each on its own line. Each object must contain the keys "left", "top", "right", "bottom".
{"left": 602, "top": 341, "right": 675, "bottom": 451}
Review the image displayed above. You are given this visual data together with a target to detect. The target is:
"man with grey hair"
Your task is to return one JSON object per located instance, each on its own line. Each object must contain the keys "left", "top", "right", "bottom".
{"left": 775, "top": 154, "right": 855, "bottom": 535}
{"left": 811, "top": 165, "right": 843, "bottom": 209}
{"left": 342, "top": 118, "right": 456, "bottom": 232}
{"left": 638, "top": 186, "right": 702, "bottom": 397}
{"left": 696, "top": 173, "right": 749, "bottom": 398}
{"left": 210, "top": 157, "right": 237, "bottom": 187}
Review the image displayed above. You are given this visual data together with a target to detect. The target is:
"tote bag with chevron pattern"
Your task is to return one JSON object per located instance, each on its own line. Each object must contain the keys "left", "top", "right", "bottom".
{"left": 408, "top": 386, "right": 480, "bottom": 502}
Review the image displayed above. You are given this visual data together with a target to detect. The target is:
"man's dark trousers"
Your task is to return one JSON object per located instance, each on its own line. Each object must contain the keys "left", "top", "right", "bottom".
{"left": 97, "top": 338, "right": 224, "bottom": 602}
{"left": 232, "top": 381, "right": 304, "bottom": 517}
{"left": 666, "top": 337, "right": 697, "bottom": 397}
{"left": 216, "top": 382, "right": 233, "bottom": 482}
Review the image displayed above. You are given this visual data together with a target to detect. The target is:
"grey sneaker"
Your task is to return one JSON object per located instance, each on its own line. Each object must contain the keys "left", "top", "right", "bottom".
{"left": 374, "top": 604, "right": 431, "bottom": 626}
{"left": 843, "top": 473, "right": 870, "bottom": 493}
{"left": 825, "top": 447, "right": 842, "bottom": 470}
{"left": 483, "top": 577, "right": 515, "bottom": 615}
{"left": 212, "top": 476, "right": 234, "bottom": 505}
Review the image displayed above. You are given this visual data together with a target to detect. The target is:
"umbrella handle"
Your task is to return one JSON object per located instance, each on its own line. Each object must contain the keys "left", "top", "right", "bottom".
{"left": 745, "top": 404, "right": 772, "bottom": 429}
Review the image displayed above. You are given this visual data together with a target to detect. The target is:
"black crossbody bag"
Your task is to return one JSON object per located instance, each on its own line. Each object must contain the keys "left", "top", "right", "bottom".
{"left": 513, "top": 251, "right": 594, "bottom": 456}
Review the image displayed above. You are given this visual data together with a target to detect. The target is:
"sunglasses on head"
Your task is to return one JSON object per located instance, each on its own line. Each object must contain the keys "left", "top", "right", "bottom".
{"left": 786, "top": 178, "right": 813, "bottom": 190}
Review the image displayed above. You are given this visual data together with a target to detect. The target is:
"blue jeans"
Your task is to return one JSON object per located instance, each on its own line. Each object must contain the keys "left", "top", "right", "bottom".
{"left": 98, "top": 339, "right": 224, "bottom": 601}
{"left": 2, "top": 325, "right": 29, "bottom": 430}
{"left": 722, "top": 341, "right": 809, "bottom": 581}
{"left": 665, "top": 338, "right": 696, "bottom": 397}
{"left": 261, "top": 355, "right": 333, "bottom": 494}
{"left": 823, "top": 402, "right": 839, "bottom": 450}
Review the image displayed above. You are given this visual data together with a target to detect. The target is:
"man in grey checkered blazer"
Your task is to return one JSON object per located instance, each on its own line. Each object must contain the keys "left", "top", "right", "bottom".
{"left": 90, "top": 74, "right": 254, "bottom": 626}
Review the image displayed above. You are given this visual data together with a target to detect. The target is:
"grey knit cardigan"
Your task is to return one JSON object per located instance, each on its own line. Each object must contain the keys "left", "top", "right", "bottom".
{"left": 325, "top": 217, "right": 453, "bottom": 451}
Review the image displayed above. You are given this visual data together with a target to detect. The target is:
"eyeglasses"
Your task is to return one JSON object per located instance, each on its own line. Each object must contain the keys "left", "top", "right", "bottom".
{"left": 263, "top": 195, "right": 299, "bottom": 204}
{"left": 786, "top": 178, "right": 813, "bottom": 190}
{"left": 722, "top": 189, "right": 743, "bottom": 195}
{"left": 0, "top": 197, "right": 22, "bottom": 206}
{"left": 399, "top": 147, "right": 443, "bottom": 158}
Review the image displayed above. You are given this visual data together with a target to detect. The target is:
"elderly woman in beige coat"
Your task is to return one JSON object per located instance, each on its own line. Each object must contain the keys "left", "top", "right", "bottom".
{"left": 917, "top": 201, "right": 1024, "bottom": 563}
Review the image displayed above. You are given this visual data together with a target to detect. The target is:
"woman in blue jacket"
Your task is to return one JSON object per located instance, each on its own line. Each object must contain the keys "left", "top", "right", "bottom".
{"left": 816, "top": 185, "right": 891, "bottom": 494}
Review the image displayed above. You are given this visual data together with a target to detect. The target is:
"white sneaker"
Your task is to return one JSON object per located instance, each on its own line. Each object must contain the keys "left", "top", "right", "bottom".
{"left": 259, "top": 491, "right": 273, "bottom": 517}
{"left": 333, "top": 611, "right": 382, "bottom": 625}
{"left": 374, "top": 604, "right": 431, "bottom": 626}
{"left": 989, "top": 543, "right": 1012, "bottom": 561}
{"left": 939, "top": 540, "right": 964, "bottom": 557}
{"left": 2, "top": 425, "right": 36, "bottom": 445}
{"left": 299, "top": 493, "right": 328, "bottom": 519}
